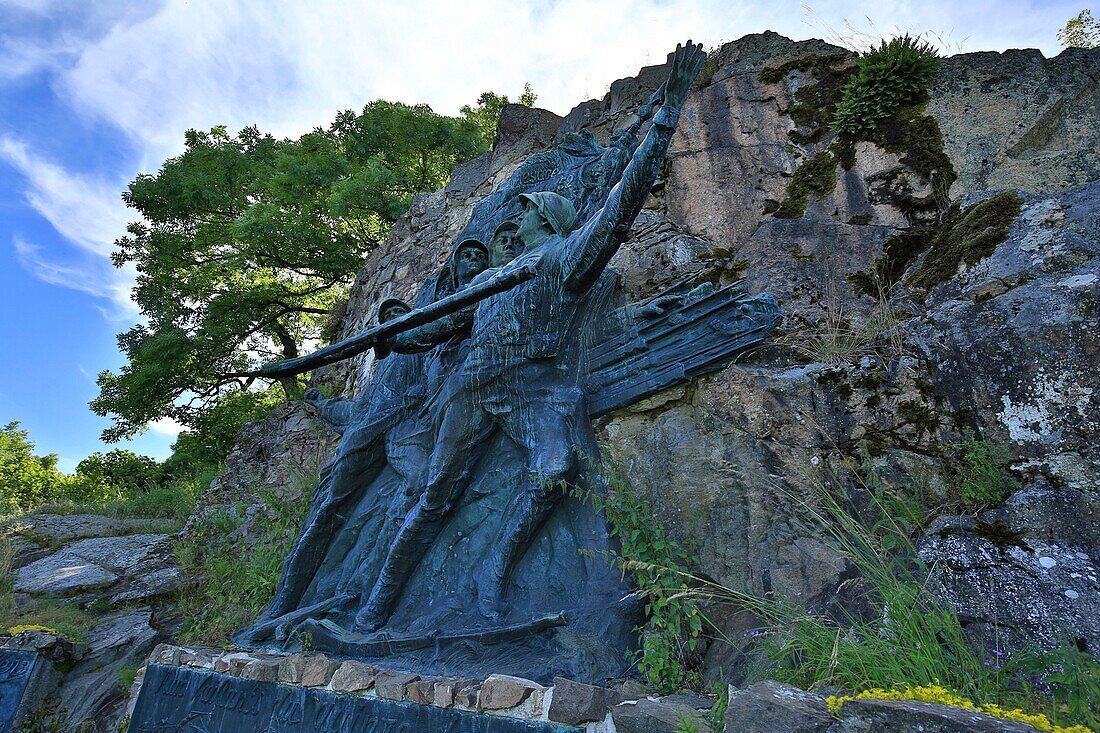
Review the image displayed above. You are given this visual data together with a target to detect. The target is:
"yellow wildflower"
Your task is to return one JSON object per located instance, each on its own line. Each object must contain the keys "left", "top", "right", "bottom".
{"left": 825, "top": 685, "right": 1092, "bottom": 733}
{"left": 6, "top": 624, "right": 57, "bottom": 635}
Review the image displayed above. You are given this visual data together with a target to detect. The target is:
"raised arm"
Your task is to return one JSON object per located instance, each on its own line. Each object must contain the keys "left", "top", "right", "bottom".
{"left": 564, "top": 42, "right": 705, "bottom": 294}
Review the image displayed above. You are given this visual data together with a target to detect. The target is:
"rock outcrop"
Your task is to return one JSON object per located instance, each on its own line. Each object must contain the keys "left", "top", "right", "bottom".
{"left": 196, "top": 32, "right": 1100, "bottom": 681}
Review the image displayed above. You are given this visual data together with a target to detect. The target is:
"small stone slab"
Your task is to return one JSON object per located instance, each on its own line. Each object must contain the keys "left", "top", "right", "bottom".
{"left": 329, "top": 661, "right": 377, "bottom": 694}
{"left": 299, "top": 654, "right": 340, "bottom": 687}
{"left": 611, "top": 698, "right": 708, "bottom": 733}
{"left": 374, "top": 669, "right": 419, "bottom": 700}
{"left": 13, "top": 551, "right": 118, "bottom": 594}
{"left": 479, "top": 674, "right": 544, "bottom": 710}
{"left": 0, "top": 650, "right": 46, "bottom": 732}
{"left": 548, "top": 677, "right": 622, "bottom": 725}
{"left": 725, "top": 681, "right": 832, "bottom": 733}
{"left": 128, "top": 665, "right": 581, "bottom": 732}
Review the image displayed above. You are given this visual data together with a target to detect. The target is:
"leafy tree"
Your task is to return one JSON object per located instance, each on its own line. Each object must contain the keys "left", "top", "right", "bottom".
{"left": 460, "top": 84, "right": 537, "bottom": 142}
{"left": 0, "top": 422, "right": 69, "bottom": 513}
{"left": 93, "top": 101, "right": 487, "bottom": 442}
{"left": 162, "top": 387, "right": 282, "bottom": 479}
{"left": 75, "top": 449, "right": 162, "bottom": 495}
{"left": 1059, "top": 9, "right": 1100, "bottom": 48}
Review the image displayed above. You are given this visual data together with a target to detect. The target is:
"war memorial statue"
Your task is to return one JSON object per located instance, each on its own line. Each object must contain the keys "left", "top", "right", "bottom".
{"left": 234, "top": 42, "right": 781, "bottom": 685}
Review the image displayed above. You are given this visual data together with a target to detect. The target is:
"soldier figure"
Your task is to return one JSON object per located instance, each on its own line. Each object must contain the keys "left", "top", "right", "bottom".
{"left": 354, "top": 41, "right": 707, "bottom": 631}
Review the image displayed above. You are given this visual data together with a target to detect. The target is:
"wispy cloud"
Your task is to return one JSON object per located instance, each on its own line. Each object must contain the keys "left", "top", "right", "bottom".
{"left": 0, "top": 137, "right": 131, "bottom": 257}
{"left": 13, "top": 235, "right": 138, "bottom": 320}
{"left": 1, "top": 0, "right": 1077, "bottom": 321}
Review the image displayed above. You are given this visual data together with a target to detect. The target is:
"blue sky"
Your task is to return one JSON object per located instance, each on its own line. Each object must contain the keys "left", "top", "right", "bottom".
{"left": 0, "top": 0, "right": 1079, "bottom": 470}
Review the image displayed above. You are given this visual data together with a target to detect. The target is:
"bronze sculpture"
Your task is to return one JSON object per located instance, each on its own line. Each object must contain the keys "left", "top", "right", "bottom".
{"left": 236, "top": 42, "right": 781, "bottom": 684}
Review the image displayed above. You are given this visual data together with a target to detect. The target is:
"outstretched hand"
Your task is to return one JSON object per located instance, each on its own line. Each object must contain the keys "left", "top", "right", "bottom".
{"left": 663, "top": 41, "right": 705, "bottom": 111}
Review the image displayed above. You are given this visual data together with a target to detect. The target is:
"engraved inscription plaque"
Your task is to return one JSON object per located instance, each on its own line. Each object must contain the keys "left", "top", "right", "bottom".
{"left": 0, "top": 649, "right": 39, "bottom": 733}
{"left": 128, "top": 665, "right": 581, "bottom": 733}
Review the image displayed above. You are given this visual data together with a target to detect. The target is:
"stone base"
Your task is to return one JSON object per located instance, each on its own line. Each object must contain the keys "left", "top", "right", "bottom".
{"left": 128, "top": 663, "right": 580, "bottom": 733}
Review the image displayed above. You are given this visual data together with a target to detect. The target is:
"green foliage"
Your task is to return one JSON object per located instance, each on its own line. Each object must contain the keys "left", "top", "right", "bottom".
{"left": 1059, "top": 9, "right": 1100, "bottom": 48}
{"left": 94, "top": 99, "right": 489, "bottom": 442}
{"left": 1, "top": 419, "right": 201, "bottom": 523}
{"left": 577, "top": 468, "right": 702, "bottom": 693}
{"left": 116, "top": 664, "right": 139, "bottom": 691}
{"left": 946, "top": 434, "right": 1017, "bottom": 511}
{"left": 703, "top": 682, "right": 730, "bottom": 732}
{"left": 0, "top": 591, "right": 96, "bottom": 643}
{"left": 174, "top": 475, "right": 315, "bottom": 646}
{"left": 774, "top": 150, "right": 839, "bottom": 219}
{"left": 908, "top": 192, "right": 1023, "bottom": 291}
{"left": 661, "top": 468, "right": 1097, "bottom": 731}
{"left": 162, "top": 388, "right": 282, "bottom": 480}
{"left": 1014, "top": 643, "right": 1100, "bottom": 730}
{"left": 460, "top": 84, "right": 537, "bottom": 142}
{"left": 832, "top": 35, "right": 939, "bottom": 135}
{"left": 75, "top": 450, "right": 161, "bottom": 496}
{"left": 0, "top": 422, "right": 71, "bottom": 515}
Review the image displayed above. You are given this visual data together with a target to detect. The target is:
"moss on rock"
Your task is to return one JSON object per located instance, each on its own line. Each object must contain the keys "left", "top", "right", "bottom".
{"left": 774, "top": 150, "right": 839, "bottom": 219}
{"left": 908, "top": 192, "right": 1023, "bottom": 291}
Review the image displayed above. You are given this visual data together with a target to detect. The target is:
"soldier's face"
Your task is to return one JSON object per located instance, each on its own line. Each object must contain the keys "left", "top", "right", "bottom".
{"left": 455, "top": 246, "right": 488, "bottom": 285}
{"left": 491, "top": 230, "right": 520, "bottom": 264}
{"left": 381, "top": 304, "right": 410, "bottom": 322}
{"left": 516, "top": 203, "right": 548, "bottom": 246}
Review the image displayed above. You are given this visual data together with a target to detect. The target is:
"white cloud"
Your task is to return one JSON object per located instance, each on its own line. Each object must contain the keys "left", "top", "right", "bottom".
{"left": 2, "top": 0, "right": 1077, "bottom": 317}
{"left": 0, "top": 137, "right": 132, "bottom": 258}
{"left": 12, "top": 235, "right": 138, "bottom": 320}
{"left": 148, "top": 416, "right": 184, "bottom": 437}
{"left": 1, "top": 135, "right": 138, "bottom": 318}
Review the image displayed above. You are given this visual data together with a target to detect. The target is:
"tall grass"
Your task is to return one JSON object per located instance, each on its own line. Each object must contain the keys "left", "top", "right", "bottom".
{"left": 174, "top": 465, "right": 318, "bottom": 647}
{"left": 632, "top": 474, "right": 1098, "bottom": 730}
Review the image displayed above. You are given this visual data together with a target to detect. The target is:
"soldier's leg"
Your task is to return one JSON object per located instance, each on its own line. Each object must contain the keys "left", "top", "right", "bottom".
{"left": 476, "top": 401, "right": 581, "bottom": 616}
{"left": 264, "top": 428, "right": 386, "bottom": 619}
{"left": 355, "top": 396, "right": 495, "bottom": 632}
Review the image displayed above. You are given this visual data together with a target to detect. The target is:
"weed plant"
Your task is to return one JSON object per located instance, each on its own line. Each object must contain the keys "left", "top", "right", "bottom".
{"left": 832, "top": 35, "right": 940, "bottom": 135}
{"left": 574, "top": 467, "right": 703, "bottom": 693}
{"left": 174, "top": 472, "right": 316, "bottom": 646}
{"left": 645, "top": 471, "right": 1097, "bottom": 730}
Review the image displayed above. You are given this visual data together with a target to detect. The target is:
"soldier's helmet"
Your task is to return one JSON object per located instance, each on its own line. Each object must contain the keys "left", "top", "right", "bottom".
{"left": 377, "top": 298, "right": 411, "bottom": 324}
{"left": 518, "top": 191, "right": 578, "bottom": 236}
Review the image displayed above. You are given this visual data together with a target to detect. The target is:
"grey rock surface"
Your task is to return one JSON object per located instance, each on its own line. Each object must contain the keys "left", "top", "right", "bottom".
{"left": 610, "top": 698, "right": 707, "bottom": 733}
{"left": 929, "top": 48, "right": 1100, "bottom": 197}
{"left": 185, "top": 401, "right": 340, "bottom": 532}
{"left": 3, "top": 514, "right": 176, "bottom": 544}
{"left": 919, "top": 517, "right": 1099, "bottom": 656}
{"left": 724, "top": 680, "right": 833, "bottom": 733}
{"left": 51, "top": 609, "right": 159, "bottom": 733}
{"left": 13, "top": 533, "right": 178, "bottom": 605}
{"left": 14, "top": 550, "right": 118, "bottom": 594}
{"left": 913, "top": 184, "right": 1100, "bottom": 496}
{"left": 833, "top": 697, "right": 1041, "bottom": 732}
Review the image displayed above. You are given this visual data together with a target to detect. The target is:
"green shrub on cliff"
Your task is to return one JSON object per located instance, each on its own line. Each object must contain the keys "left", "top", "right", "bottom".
{"left": 577, "top": 468, "right": 703, "bottom": 693}
{"left": 832, "top": 34, "right": 939, "bottom": 135}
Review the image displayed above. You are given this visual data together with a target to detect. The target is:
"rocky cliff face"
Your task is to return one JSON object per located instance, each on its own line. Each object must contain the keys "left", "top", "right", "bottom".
{"left": 207, "top": 32, "right": 1099, "bottom": 679}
